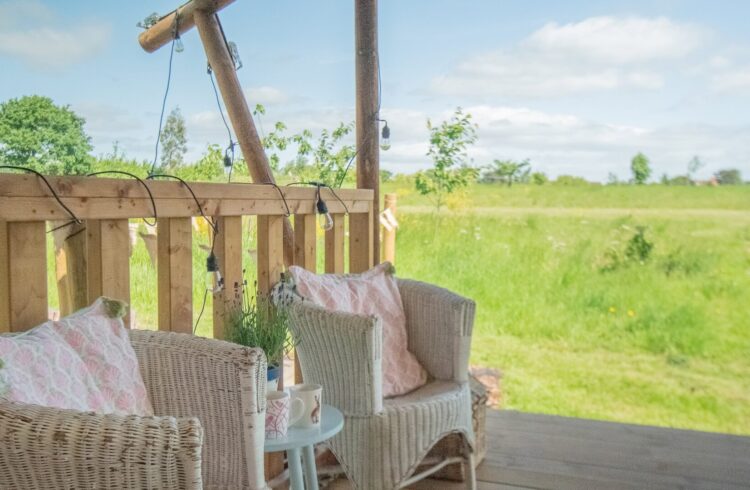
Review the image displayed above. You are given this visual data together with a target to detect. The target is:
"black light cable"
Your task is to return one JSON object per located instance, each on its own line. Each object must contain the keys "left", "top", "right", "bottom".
{"left": 149, "top": 18, "right": 179, "bottom": 176}
{"left": 87, "top": 171, "right": 158, "bottom": 227}
{"left": 0, "top": 166, "right": 82, "bottom": 228}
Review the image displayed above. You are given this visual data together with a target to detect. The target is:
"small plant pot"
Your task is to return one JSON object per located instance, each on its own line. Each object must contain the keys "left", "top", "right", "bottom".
{"left": 266, "top": 364, "right": 280, "bottom": 393}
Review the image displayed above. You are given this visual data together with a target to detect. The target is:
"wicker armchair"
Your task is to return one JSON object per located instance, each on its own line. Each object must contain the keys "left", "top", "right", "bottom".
{"left": 288, "top": 278, "right": 477, "bottom": 490}
{"left": 0, "top": 329, "right": 268, "bottom": 490}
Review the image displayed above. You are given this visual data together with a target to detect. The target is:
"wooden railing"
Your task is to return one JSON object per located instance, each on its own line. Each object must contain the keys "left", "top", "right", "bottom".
{"left": 0, "top": 174, "right": 374, "bottom": 346}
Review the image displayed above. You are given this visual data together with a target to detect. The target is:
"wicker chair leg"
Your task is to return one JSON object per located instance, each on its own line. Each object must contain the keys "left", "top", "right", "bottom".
{"left": 465, "top": 453, "right": 477, "bottom": 490}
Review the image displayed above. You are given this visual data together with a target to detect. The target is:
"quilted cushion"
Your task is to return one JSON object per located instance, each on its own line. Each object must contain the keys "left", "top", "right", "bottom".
{"left": 0, "top": 322, "right": 110, "bottom": 412}
{"left": 54, "top": 298, "right": 153, "bottom": 416}
{"left": 289, "top": 262, "right": 427, "bottom": 397}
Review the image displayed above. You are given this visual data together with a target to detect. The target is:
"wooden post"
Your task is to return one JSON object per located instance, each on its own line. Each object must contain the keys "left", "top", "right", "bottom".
{"left": 382, "top": 193, "right": 397, "bottom": 264}
{"left": 292, "top": 213, "right": 317, "bottom": 383}
{"left": 349, "top": 210, "right": 374, "bottom": 273}
{"left": 355, "top": 0, "right": 381, "bottom": 264}
{"left": 192, "top": 10, "right": 295, "bottom": 267}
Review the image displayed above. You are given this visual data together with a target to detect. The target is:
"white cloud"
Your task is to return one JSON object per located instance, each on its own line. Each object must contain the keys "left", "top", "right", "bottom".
{"left": 525, "top": 16, "right": 706, "bottom": 64}
{"left": 0, "top": 0, "right": 110, "bottom": 69}
{"left": 379, "top": 105, "right": 749, "bottom": 181}
{"left": 431, "top": 16, "right": 705, "bottom": 98}
{"left": 712, "top": 68, "right": 750, "bottom": 94}
{"left": 244, "top": 86, "right": 289, "bottom": 105}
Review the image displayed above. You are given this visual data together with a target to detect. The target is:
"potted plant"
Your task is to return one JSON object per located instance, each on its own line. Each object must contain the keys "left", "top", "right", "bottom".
{"left": 226, "top": 292, "right": 294, "bottom": 392}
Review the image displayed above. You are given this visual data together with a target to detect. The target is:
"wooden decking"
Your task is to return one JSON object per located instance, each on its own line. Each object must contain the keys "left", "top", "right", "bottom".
{"left": 328, "top": 409, "right": 750, "bottom": 489}
{"left": 467, "top": 409, "right": 750, "bottom": 490}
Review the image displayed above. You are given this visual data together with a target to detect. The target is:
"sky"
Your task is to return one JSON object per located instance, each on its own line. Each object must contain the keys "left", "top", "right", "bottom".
{"left": 1, "top": 0, "right": 749, "bottom": 181}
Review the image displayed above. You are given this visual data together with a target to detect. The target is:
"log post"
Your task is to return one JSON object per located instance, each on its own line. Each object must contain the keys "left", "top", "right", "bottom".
{"left": 192, "top": 10, "right": 294, "bottom": 267}
{"left": 355, "top": 0, "right": 381, "bottom": 264}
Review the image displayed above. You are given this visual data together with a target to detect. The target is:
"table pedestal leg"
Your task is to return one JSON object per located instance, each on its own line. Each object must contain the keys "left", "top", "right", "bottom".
{"left": 302, "top": 445, "right": 319, "bottom": 490}
{"left": 287, "top": 448, "right": 304, "bottom": 490}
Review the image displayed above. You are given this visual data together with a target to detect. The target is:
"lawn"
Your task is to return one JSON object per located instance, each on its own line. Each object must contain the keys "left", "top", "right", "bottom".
{"left": 388, "top": 183, "right": 750, "bottom": 435}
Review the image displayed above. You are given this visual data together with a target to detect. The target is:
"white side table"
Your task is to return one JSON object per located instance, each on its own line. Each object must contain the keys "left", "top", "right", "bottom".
{"left": 264, "top": 404, "right": 344, "bottom": 490}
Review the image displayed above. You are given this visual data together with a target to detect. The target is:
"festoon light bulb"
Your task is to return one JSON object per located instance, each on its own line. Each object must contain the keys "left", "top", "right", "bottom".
{"left": 206, "top": 253, "right": 224, "bottom": 292}
{"left": 316, "top": 195, "right": 334, "bottom": 231}
{"left": 380, "top": 121, "right": 391, "bottom": 151}
{"left": 175, "top": 36, "right": 185, "bottom": 53}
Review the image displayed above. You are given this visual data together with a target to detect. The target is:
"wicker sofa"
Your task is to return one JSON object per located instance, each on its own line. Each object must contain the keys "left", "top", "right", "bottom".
{"left": 0, "top": 329, "right": 268, "bottom": 490}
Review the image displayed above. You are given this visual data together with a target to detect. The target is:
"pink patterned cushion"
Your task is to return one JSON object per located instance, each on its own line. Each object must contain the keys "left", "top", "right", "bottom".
{"left": 289, "top": 262, "right": 428, "bottom": 397}
{"left": 53, "top": 298, "right": 154, "bottom": 416}
{"left": 0, "top": 322, "right": 110, "bottom": 412}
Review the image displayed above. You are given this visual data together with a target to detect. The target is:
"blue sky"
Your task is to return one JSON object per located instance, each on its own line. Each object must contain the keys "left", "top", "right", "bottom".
{"left": 1, "top": 0, "right": 749, "bottom": 181}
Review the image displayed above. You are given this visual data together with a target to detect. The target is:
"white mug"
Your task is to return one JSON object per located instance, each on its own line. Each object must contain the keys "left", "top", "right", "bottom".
{"left": 265, "top": 390, "right": 304, "bottom": 439}
{"left": 289, "top": 384, "right": 323, "bottom": 428}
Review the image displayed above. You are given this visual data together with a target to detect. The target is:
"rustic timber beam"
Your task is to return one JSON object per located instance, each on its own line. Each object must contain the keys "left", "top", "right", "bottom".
{"left": 138, "top": 0, "right": 235, "bottom": 53}
{"left": 355, "top": 0, "right": 381, "bottom": 263}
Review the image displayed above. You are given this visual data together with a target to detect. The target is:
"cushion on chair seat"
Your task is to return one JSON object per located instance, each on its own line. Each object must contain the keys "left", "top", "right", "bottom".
{"left": 288, "top": 262, "right": 428, "bottom": 397}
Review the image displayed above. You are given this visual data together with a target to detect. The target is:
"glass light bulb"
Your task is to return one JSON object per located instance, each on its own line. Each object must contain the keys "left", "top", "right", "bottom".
{"left": 207, "top": 270, "right": 224, "bottom": 293}
{"left": 175, "top": 37, "right": 185, "bottom": 53}
{"left": 320, "top": 212, "right": 334, "bottom": 231}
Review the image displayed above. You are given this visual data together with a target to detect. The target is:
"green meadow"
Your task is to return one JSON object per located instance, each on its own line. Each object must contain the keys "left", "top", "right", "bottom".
{"left": 388, "top": 183, "right": 750, "bottom": 435}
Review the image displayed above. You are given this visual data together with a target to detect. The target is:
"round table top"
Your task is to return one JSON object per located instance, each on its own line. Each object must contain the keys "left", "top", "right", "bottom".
{"left": 264, "top": 404, "right": 344, "bottom": 452}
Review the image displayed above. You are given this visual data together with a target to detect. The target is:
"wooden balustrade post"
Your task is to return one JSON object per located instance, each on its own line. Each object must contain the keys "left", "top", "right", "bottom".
{"left": 86, "top": 219, "right": 131, "bottom": 326}
{"left": 325, "top": 214, "right": 346, "bottom": 274}
{"left": 382, "top": 193, "right": 397, "bottom": 264}
{"left": 1, "top": 221, "right": 48, "bottom": 331}
{"left": 212, "top": 216, "right": 243, "bottom": 340}
{"left": 157, "top": 218, "right": 193, "bottom": 333}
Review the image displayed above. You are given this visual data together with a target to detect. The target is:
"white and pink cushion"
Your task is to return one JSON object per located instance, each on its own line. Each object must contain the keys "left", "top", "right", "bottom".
{"left": 0, "top": 322, "right": 110, "bottom": 412}
{"left": 289, "top": 262, "right": 427, "bottom": 397}
{"left": 54, "top": 298, "right": 153, "bottom": 416}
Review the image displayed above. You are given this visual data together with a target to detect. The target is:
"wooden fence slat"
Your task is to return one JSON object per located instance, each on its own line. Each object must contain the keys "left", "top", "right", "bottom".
{"left": 212, "top": 216, "right": 243, "bottom": 340}
{"left": 0, "top": 221, "right": 9, "bottom": 332}
{"left": 325, "top": 213, "right": 346, "bottom": 274}
{"left": 257, "top": 215, "right": 284, "bottom": 295}
{"left": 87, "top": 219, "right": 131, "bottom": 325}
{"left": 293, "top": 214, "right": 317, "bottom": 272}
{"left": 6, "top": 222, "right": 48, "bottom": 331}
{"left": 292, "top": 213, "right": 318, "bottom": 383}
{"left": 157, "top": 218, "right": 193, "bottom": 333}
{"left": 349, "top": 211, "right": 374, "bottom": 273}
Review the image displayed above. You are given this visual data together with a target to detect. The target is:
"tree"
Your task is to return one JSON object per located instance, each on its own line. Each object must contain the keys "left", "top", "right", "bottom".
{"left": 0, "top": 95, "right": 92, "bottom": 175}
{"left": 483, "top": 159, "right": 530, "bottom": 186}
{"left": 714, "top": 168, "right": 742, "bottom": 185}
{"left": 630, "top": 152, "right": 651, "bottom": 184}
{"left": 530, "top": 171, "right": 548, "bottom": 185}
{"left": 160, "top": 107, "right": 187, "bottom": 169}
{"left": 687, "top": 156, "right": 704, "bottom": 182}
{"left": 414, "top": 108, "right": 478, "bottom": 211}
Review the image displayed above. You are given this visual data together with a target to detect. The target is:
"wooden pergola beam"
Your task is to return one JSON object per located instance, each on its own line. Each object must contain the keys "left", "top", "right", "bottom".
{"left": 355, "top": 0, "right": 381, "bottom": 263}
{"left": 138, "top": 0, "right": 235, "bottom": 53}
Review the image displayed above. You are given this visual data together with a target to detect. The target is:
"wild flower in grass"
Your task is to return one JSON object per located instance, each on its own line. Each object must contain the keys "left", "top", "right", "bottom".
{"left": 608, "top": 306, "right": 617, "bottom": 314}
{"left": 628, "top": 310, "right": 636, "bottom": 317}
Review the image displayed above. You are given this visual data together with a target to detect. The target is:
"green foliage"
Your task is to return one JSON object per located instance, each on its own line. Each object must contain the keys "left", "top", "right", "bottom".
{"left": 174, "top": 145, "right": 224, "bottom": 181}
{"left": 714, "top": 168, "right": 742, "bottom": 185}
{"left": 380, "top": 169, "right": 394, "bottom": 183}
{"left": 0, "top": 95, "right": 93, "bottom": 175}
{"left": 663, "top": 175, "right": 692, "bottom": 186}
{"left": 687, "top": 155, "right": 704, "bottom": 180}
{"left": 625, "top": 226, "right": 654, "bottom": 263}
{"left": 630, "top": 152, "right": 652, "bottom": 184}
{"left": 226, "top": 293, "right": 294, "bottom": 367}
{"left": 483, "top": 159, "right": 530, "bottom": 186}
{"left": 415, "top": 107, "right": 478, "bottom": 211}
{"left": 530, "top": 171, "right": 548, "bottom": 185}
{"left": 160, "top": 107, "right": 187, "bottom": 170}
{"left": 553, "top": 175, "right": 589, "bottom": 186}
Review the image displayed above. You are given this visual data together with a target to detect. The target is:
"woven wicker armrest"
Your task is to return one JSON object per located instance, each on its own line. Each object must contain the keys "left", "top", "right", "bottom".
{"left": 289, "top": 301, "right": 384, "bottom": 416}
{"left": 0, "top": 401, "right": 203, "bottom": 490}
{"left": 129, "top": 329, "right": 267, "bottom": 490}
{"left": 398, "top": 279, "right": 476, "bottom": 383}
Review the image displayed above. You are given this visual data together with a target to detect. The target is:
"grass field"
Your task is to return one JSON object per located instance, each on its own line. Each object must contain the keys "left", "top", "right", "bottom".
{"left": 387, "top": 183, "right": 750, "bottom": 435}
{"left": 45, "top": 182, "right": 750, "bottom": 435}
